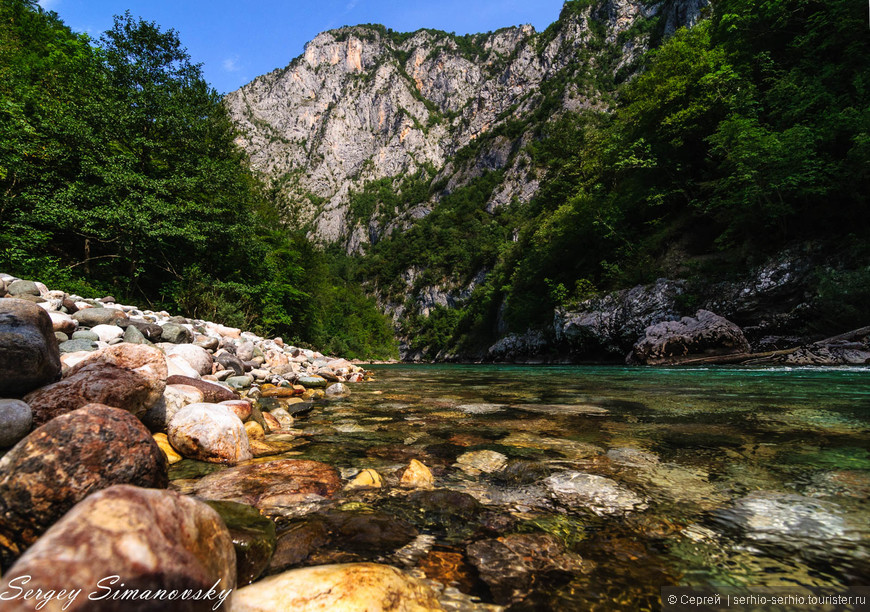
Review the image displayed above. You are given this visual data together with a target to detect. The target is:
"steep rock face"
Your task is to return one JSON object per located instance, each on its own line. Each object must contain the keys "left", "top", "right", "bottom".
{"left": 226, "top": 0, "right": 684, "bottom": 249}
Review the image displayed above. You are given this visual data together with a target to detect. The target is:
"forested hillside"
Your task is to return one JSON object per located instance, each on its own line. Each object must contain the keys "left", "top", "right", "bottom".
{"left": 0, "top": 0, "right": 396, "bottom": 358}
{"left": 230, "top": 0, "right": 869, "bottom": 360}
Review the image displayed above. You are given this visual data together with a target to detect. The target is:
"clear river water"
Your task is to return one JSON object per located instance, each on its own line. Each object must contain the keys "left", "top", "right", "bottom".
{"left": 187, "top": 364, "right": 870, "bottom": 609}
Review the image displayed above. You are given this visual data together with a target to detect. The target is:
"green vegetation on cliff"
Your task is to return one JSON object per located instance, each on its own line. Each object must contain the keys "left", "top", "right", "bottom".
{"left": 0, "top": 1, "right": 396, "bottom": 357}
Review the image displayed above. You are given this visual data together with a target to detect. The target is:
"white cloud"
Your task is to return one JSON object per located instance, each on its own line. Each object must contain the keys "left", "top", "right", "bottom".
{"left": 345, "top": 0, "right": 358, "bottom": 10}
{"left": 222, "top": 56, "right": 241, "bottom": 72}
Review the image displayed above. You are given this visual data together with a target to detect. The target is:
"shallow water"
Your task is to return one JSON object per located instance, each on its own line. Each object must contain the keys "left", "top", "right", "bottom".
{"left": 216, "top": 365, "right": 870, "bottom": 608}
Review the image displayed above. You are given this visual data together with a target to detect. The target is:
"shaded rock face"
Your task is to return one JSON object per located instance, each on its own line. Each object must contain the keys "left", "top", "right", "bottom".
{"left": 0, "top": 485, "right": 235, "bottom": 612}
{"left": 628, "top": 310, "right": 751, "bottom": 365}
{"left": 167, "top": 375, "right": 240, "bottom": 403}
{"left": 0, "top": 298, "right": 62, "bottom": 396}
{"left": 24, "top": 343, "right": 168, "bottom": 426}
{"left": 776, "top": 327, "right": 870, "bottom": 366}
{"left": 0, "top": 404, "right": 168, "bottom": 569}
{"left": 554, "top": 279, "right": 685, "bottom": 359}
{"left": 232, "top": 562, "right": 444, "bottom": 612}
{"left": 190, "top": 459, "right": 341, "bottom": 510}
{"left": 0, "top": 399, "right": 33, "bottom": 448}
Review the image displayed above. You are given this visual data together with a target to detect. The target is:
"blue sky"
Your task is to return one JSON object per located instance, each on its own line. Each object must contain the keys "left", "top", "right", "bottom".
{"left": 39, "top": 0, "right": 566, "bottom": 94}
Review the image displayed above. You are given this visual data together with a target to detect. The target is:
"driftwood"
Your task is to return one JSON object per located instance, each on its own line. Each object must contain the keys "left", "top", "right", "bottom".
{"left": 668, "top": 326, "right": 870, "bottom": 366}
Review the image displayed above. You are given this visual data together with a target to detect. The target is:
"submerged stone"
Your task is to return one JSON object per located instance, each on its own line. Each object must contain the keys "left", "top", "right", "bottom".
{"left": 545, "top": 471, "right": 648, "bottom": 516}
{"left": 205, "top": 500, "right": 277, "bottom": 586}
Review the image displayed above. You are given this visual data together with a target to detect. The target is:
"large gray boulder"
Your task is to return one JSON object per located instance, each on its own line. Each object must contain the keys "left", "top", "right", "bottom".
{"left": 0, "top": 299, "right": 62, "bottom": 396}
{"left": 628, "top": 310, "right": 751, "bottom": 365}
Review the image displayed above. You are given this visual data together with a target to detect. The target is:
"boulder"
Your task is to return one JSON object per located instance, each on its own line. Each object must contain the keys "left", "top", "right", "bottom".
{"left": 167, "top": 352, "right": 202, "bottom": 378}
{"left": 0, "top": 485, "right": 235, "bottom": 611}
{"left": 232, "top": 563, "right": 444, "bottom": 612}
{"left": 0, "top": 404, "right": 168, "bottom": 569}
{"left": 161, "top": 321, "right": 192, "bottom": 344}
{"left": 215, "top": 351, "right": 246, "bottom": 376}
{"left": 168, "top": 403, "right": 253, "bottom": 464}
{"left": 190, "top": 459, "right": 341, "bottom": 511}
{"left": 0, "top": 299, "right": 62, "bottom": 397}
{"left": 47, "top": 311, "right": 77, "bottom": 335}
{"left": 167, "top": 375, "right": 239, "bottom": 403}
{"left": 90, "top": 323, "right": 124, "bottom": 343}
{"left": 0, "top": 399, "right": 32, "bottom": 448}
{"left": 24, "top": 343, "right": 167, "bottom": 426}
{"left": 628, "top": 309, "right": 751, "bottom": 365}
{"left": 71, "top": 307, "right": 126, "bottom": 327}
{"left": 141, "top": 383, "right": 205, "bottom": 431}
{"left": 6, "top": 280, "right": 40, "bottom": 297}
{"left": 165, "top": 344, "right": 213, "bottom": 376}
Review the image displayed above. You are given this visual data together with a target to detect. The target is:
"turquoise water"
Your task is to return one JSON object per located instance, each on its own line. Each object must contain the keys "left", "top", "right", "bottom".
{"left": 286, "top": 365, "right": 870, "bottom": 609}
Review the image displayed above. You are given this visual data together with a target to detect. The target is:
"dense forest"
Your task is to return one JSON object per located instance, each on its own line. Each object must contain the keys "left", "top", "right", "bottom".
{"left": 343, "top": 0, "right": 870, "bottom": 356}
{"left": 0, "top": 0, "right": 396, "bottom": 358}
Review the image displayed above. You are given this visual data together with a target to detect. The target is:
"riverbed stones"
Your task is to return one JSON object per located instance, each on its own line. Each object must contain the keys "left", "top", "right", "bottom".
{"left": 90, "top": 323, "right": 124, "bottom": 343}
{"left": 545, "top": 471, "right": 648, "bottom": 516}
{"left": 0, "top": 485, "right": 236, "bottom": 611}
{"left": 0, "top": 404, "right": 168, "bottom": 569}
{"left": 297, "top": 375, "right": 328, "bottom": 388}
{"left": 232, "top": 563, "right": 444, "bottom": 612}
{"left": 190, "top": 459, "right": 341, "bottom": 510}
{"left": 0, "top": 299, "right": 62, "bottom": 396}
{"left": 205, "top": 500, "right": 276, "bottom": 585}
{"left": 216, "top": 350, "right": 246, "bottom": 375}
{"left": 467, "top": 533, "right": 591, "bottom": 604}
{"left": 153, "top": 432, "right": 183, "bottom": 464}
{"left": 269, "top": 520, "right": 330, "bottom": 571}
{"left": 346, "top": 468, "right": 384, "bottom": 489}
{"left": 47, "top": 311, "right": 77, "bottom": 335}
{"left": 58, "top": 337, "right": 97, "bottom": 354}
{"left": 269, "top": 407, "right": 295, "bottom": 429}
{"left": 165, "top": 343, "right": 213, "bottom": 376}
{"left": 160, "top": 321, "right": 192, "bottom": 344}
{"left": 401, "top": 459, "right": 435, "bottom": 488}
{"left": 0, "top": 399, "right": 32, "bottom": 448}
{"left": 455, "top": 450, "right": 509, "bottom": 475}
{"left": 324, "top": 382, "right": 350, "bottom": 399}
{"left": 628, "top": 309, "right": 751, "bottom": 365}
{"left": 142, "top": 383, "right": 205, "bottom": 431}
{"left": 168, "top": 403, "right": 253, "bottom": 464}
{"left": 7, "top": 279, "right": 40, "bottom": 297}
{"left": 24, "top": 343, "right": 167, "bottom": 425}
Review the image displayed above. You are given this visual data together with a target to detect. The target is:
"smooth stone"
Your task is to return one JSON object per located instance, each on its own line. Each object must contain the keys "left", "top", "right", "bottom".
{"left": 153, "top": 432, "right": 183, "bottom": 464}
{"left": 70, "top": 329, "right": 99, "bottom": 340}
{"left": 119, "top": 318, "right": 164, "bottom": 341}
{"left": 545, "top": 472, "right": 648, "bottom": 516}
{"left": 316, "top": 367, "right": 339, "bottom": 382}
{"left": 455, "top": 450, "right": 509, "bottom": 475}
{"left": 222, "top": 399, "right": 253, "bottom": 421}
{"left": 6, "top": 280, "right": 40, "bottom": 297}
{"left": 236, "top": 341, "right": 256, "bottom": 362}
{"left": 456, "top": 403, "right": 505, "bottom": 414}
{"left": 260, "top": 385, "right": 303, "bottom": 398}
{"left": 195, "top": 335, "right": 220, "bottom": 351}
{"left": 71, "top": 307, "right": 126, "bottom": 327}
{"left": 89, "top": 323, "right": 124, "bottom": 343}
{"left": 122, "top": 322, "right": 149, "bottom": 344}
{"left": 269, "top": 407, "right": 295, "bottom": 429}
{"left": 0, "top": 485, "right": 235, "bottom": 610}
{"left": 232, "top": 563, "right": 444, "bottom": 612}
{"left": 401, "top": 459, "right": 435, "bottom": 488}
{"left": 250, "top": 368, "right": 270, "bottom": 380}
{"left": 216, "top": 351, "right": 246, "bottom": 376}
{"left": 0, "top": 299, "right": 62, "bottom": 396}
{"left": 346, "top": 468, "right": 384, "bottom": 489}
{"left": 166, "top": 352, "right": 202, "bottom": 378}
{"left": 205, "top": 500, "right": 277, "bottom": 586}
{"left": 54, "top": 331, "right": 68, "bottom": 342}
{"left": 325, "top": 382, "right": 350, "bottom": 399}
{"left": 297, "top": 375, "right": 328, "bottom": 389}
{"left": 323, "top": 510, "right": 418, "bottom": 554}
{"left": 190, "top": 459, "right": 341, "bottom": 510}
{"left": 227, "top": 375, "right": 255, "bottom": 389}
{"left": 165, "top": 343, "right": 213, "bottom": 376}
{"left": 262, "top": 411, "right": 281, "bottom": 432}
{"left": 467, "top": 533, "right": 591, "bottom": 604}
{"left": 160, "top": 321, "right": 192, "bottom": 344}
{"left": 58, "top": 338, "right": 97, "bottom": 353}
{"left": 0, "top": 399, "right": 32, "bottom": 448}
{"left": 24, "top": 344, "right": 167, "bottom": 426}
{"left": 166, "top": 374, "right": 240, "bottom": 402}
{"left": 168, "top": 403, "right": 253, "bottom": 464}
{"left": 245, "top": 420, "right": 266, "bottom": 440}
{"left": 0, "top": 404, "right": 168, "bottom": 569}
{"left": 47, "top": 311, "right": 76, "bottom": 335}
{"left": 142, "top": 383, "right": 206, "bottom": 431}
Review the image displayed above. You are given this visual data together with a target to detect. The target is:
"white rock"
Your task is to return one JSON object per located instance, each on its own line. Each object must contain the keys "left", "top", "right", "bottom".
{"left": 90, "top": 324, "right": 124, "bottom": 343}
{"left": 142, "top": 384, "right": 206, "bottom": 431}
{"left": 166, "top": 353, "right": 201, "bottom": 379}
{"left": 168, "top": 403, "right": 252, "bottom": 464}
{"left": 165, "top": 344, "right": 213, "bottom": 376}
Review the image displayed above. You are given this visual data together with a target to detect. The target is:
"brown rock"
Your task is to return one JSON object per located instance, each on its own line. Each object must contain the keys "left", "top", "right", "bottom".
{"left": 0, "top": 485, "right": 235, "bottom": 611}
{"left": 0, "top": 299, "right": 62, "bottom": 397}
{"left": 0, "top": 404, "right": 168, "bottom": 569}
{"left": 262, "top": 411, "right": 280, "bottom": 432}
{"left": 24, "top": 344, "right": 167, "bottom": 426}
{"left": 167, "top": 375, "right": 239, "bottom": 402}
{"left": 269, "top": 519, "right": 329, "bottom": 572}
{"left": 222, "top": 398, "right": 253, "bottom": 421}
{"left": 191, "top": 459, "right": 340, "bottom": 510}
{"left": 259, "top": 385, "right": 303, "bottom": 398}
